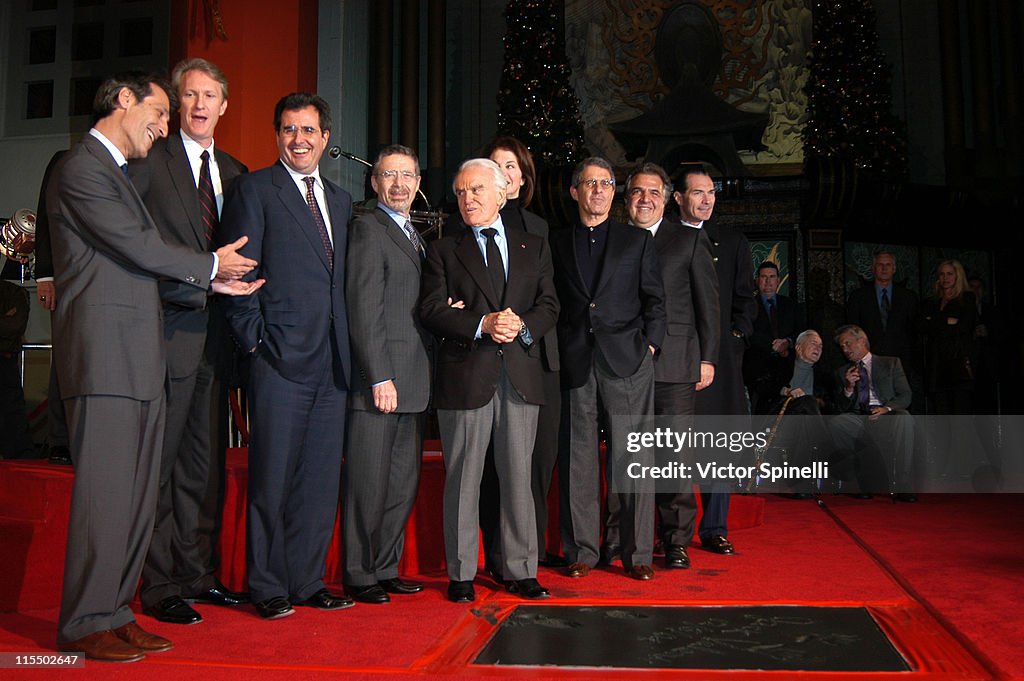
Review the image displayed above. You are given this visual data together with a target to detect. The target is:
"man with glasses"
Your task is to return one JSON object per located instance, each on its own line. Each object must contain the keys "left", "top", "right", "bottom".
{"left": 220, "top": 92, "right": 354, "bottom": 619}
{"left": 342, "top": 145, "right": 431, "bottom": 605}
{"left": 550, "top": 157, "right": 666, "bottom": 581}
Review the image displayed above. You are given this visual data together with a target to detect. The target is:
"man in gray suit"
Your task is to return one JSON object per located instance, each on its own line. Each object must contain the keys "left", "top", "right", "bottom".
{"left": 343, "top": 145, "right": 431, "bottom": 604}
{"left": 831, "top": 324, "right": 916, "bottom": 501}
{"left": 131, "top": 58, "right": 249, "bottom": 626}
{"left": 420, "top": 158, "right": 559, "bottom": 603}
{"left": 48, "top": 72, "right": 259, "bottom": 661}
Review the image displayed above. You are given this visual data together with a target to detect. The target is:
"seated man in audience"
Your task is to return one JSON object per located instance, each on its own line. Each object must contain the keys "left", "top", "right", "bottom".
{"left": 830, "top": 324, "right": 916, "bottom": 502}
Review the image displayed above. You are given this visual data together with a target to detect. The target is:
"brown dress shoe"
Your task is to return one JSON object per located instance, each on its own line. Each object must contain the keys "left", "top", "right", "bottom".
{"left": 114, "top": 622, "right": 173, "bottom": 652}
{"left": 627, "top": 564, "right": 655, "bottom": 581}
{"left": 566, "top": 562, "right": 591, "bottom": 578}
{"left": 61, "top": 630, "right": 145, "bottom": 662}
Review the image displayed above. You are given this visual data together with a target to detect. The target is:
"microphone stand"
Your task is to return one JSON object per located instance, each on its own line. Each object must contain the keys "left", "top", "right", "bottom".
{"left": 329, "top": 147, "right": 445, "bottom": 237}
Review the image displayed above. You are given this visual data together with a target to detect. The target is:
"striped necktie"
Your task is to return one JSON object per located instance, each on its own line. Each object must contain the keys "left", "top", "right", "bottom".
{"left": 198, "top": 150, "right": 218, "bottom": 244}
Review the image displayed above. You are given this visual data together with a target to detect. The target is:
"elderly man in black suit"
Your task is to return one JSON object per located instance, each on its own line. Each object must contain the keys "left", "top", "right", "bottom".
{"left": 130, "top": 58, "right": 250, "bottom": 626}
{"left": 845, "top": 250, "right": 922, "bottom": 413}
{"left": 744, "top": 261, "right": 803, "bottom": 415}
{"left": 342, "top": 145, "right": 431, "bottom": 605}
{"left": 49, "top": 72, "right": 259, "bottom": 661}
{"left": 551, "top": 157, "right": 666, "bottom": 581}
{"left": 677, "top": 164, "right": 756, "bottom": 556}
{"left": 623, "top": 162, "right": 719, "bottom": 571}
{"left": 420, "top": 158, "right": 559, "bottom": 603}
{"left": 831, "top": 324, "right": 916, "bottom": 501}
{"left": 220, "top": 93, "right": 354, "bottom": 619}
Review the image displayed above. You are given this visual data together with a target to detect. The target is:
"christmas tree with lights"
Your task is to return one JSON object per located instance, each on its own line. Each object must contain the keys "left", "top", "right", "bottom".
{"left": 803, "top": 0, "right": 907, "bottom": 179}
{"left": 496, "top": 0, "right": 585, "bottom": 167}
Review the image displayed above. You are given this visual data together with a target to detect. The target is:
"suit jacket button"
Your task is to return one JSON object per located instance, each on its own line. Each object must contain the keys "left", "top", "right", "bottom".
{"left": 589, "top": 302, "right": 596, "bottom": 308}
{"left": 496, "top": 349, "right": 503, "bottom": 356}
{"left": 187, "top": 275, "right": 198, "bottom": 283}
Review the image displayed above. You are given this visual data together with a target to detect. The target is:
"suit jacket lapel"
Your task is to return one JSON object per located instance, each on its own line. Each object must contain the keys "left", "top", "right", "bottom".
{"left": 377, "top": 208, "right": 420, "bottom": 268}
{"left": 593, "top": 222, "right": 624, "bottom": 298}
{"left": 454, "top": 229, "right": 501, "bottom": 310}
{"left": 273, "top": 162, "right": 332, "bottom": 272}
{"left": 165, "top": 135, "right": 207, "bottom": 248}
{"left": 561, "top": 227, "right": 589, "bottom": 297}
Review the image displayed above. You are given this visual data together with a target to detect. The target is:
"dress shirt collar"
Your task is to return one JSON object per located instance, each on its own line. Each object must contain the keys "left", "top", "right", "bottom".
{"left": 630, "top": 217, "right": 664, "bottom": 237}
{"left": 281, "top": 161, "right": 323, "bottom": 190}
{"left": 379, "top": 203, "right": 410, "bottom": 229}
{"left": 575, "top": 217, "right": 609, "bottom": 235}
{"left": 88, "top": 128, "right": 127, "bottom": 169}
{"left": 180, "top": 129, "right": 216, "bottom": 159}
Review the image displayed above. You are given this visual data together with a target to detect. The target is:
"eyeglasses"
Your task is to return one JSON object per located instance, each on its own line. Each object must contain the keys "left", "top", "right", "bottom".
{"left": 375, "top": 169, "right": 418, "bottom": 181}
{"left": 579, "top": 178, "right": 615, "bottom": 189}
{"left": 279, "top": 125, "right": 321, "bottom": 136}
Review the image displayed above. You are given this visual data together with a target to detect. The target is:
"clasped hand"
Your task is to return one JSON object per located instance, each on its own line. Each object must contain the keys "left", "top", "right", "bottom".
{"left": 482, "top": 307, "right": 521, "bottom": 344}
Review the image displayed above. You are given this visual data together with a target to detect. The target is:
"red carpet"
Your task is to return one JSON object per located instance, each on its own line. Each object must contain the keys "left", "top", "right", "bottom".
{"left": 1, "top": 493, "right": 1018, "bottom": 679}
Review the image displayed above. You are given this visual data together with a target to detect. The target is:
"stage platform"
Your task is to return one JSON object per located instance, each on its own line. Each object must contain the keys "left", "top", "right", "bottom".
{"left": 0, "top": 444, "right": 764, "bottom": 612}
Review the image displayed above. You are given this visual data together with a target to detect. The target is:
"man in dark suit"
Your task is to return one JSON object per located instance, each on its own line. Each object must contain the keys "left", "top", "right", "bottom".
{"left": 220, "top": 92, "right": 354, "bottom": 620}
{"left": 831, "top": 324, "right": 916, "bottom": 501}
{"left": 49, "top": 72, "right": 259, "bottom": 661}
{"left": 551, "top": 157, "right": 666, "bottom": 581}
{"left": 129, "top": 58, "right": 250, "bottom": 626}
{"left": 420, "top": 158, "right": 559, "bottom": 603}
{"left": 32, "top": 149, "right": 73, "bottom": 465}
{"left": 845, "top": 250, "right": 921, "bottom": 413}
{"left": 0, "top": 278, "right": 34, "bottom": 459}
{"left": 624, "top": 163, "right": 719, "bottom": 571}
{"left": 342, "top": 145, "right": 431, "bottom": 605}
{"left": 677, "top": 164, "right": 756, "bottom": 555}
{"left": 744, "top": 261, "right": 802, "bottom": 415}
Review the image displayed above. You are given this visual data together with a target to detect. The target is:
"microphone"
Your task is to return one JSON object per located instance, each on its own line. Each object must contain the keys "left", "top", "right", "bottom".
{"left": 327, "top": 147, "right": 371, "bottom": 167}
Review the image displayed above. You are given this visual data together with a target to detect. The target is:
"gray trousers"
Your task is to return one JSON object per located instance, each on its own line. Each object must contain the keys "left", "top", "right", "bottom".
{"left": 343, "top": 409, "right": 423, "bottom": 586}
{"left": 563, "top": 350, "right": 655, "bottom": 569}
{"left": 58, "top": 393, "right": 164, "bottom": 644}
{"left": 438, "top": 370, "right": 539, "bottom": 582}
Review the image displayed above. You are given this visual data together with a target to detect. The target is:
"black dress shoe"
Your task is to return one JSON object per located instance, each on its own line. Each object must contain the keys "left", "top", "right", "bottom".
{"left": 295, "top": 589, "right": 354, "bottom": 610}
{"left": 188, "top": 580, "right": 250, "bottom": 606}
{"left": 852, "top": 493, "right": 874, "bottom": 499}
{"left": 664, "top": 544, "right": 691, "bottom": 569}
{"left": 702, "top": 535, "right": 735, "bottom": 554}
{"left": 379, "top": 577, "right": 423, "bottom": 594}
{"left": 346, "top": 583, "right": 390, "bottom": 604}
{"left": 447, "top": 580, "right": 476, "bottom": 603}
{"left": 537, "top": 553, "right": 569, "bottom": 568}
{"left": 506, "top": 578, "right": 550, "bottom": 599}
{"left": 893, "top": 492, "right": 918, "bottom": 503}
{"left": 47, "top": 445, "right": 72, "bottom": 466}
{"left": 254, "top": 596, "right": 295, "bottom": 620}
{"left": 143, "top": 596, "right": 202, "bottom": 625}
{"left": 628, "top": 564, "right": 655, "bottom": 580}
{"left": 597, "top": 543, "right": 621, "bottom": 566}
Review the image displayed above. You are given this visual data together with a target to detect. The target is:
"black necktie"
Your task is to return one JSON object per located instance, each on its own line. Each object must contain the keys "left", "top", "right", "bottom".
{"left": 481, "top": 227, "right": 505, "bottom": 304}
{"left": 303, "top": 176, "right": 334, "bottom": 269}
{"left": 768, "top": 297, "right": 779, "bottom": 339}
{"left": 880, "top": 288, "right": 891, "bottom": 331}
{"left": 198, "top": 150, "right": 218, "bottom": 244}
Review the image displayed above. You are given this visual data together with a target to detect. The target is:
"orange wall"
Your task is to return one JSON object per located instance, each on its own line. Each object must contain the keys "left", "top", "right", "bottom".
{"left": 169, "top": 0, "right": 319, "bottom": 169}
